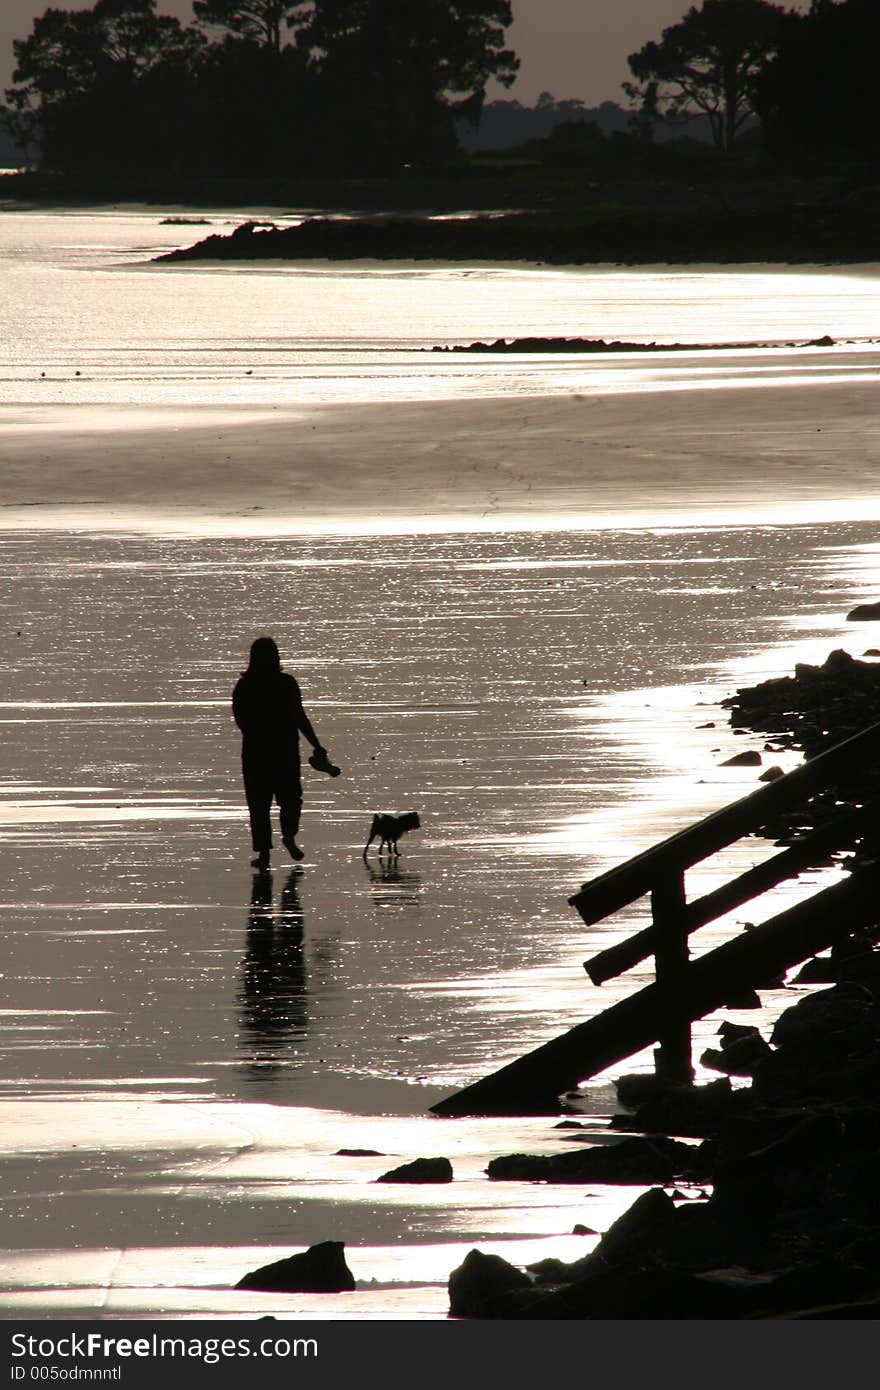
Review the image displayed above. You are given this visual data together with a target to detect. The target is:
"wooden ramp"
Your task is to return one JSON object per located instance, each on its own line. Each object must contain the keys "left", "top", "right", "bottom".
{"left": 431, "top": 720, "right": 880, "bottom": 1118}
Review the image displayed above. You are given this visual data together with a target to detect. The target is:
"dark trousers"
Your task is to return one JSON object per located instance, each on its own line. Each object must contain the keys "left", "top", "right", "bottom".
{"left": 242, "top": 756, "right": 303, "bottom": 854}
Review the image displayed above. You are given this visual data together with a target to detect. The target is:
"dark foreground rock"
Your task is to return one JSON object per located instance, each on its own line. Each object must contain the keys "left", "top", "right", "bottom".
{"left": 721, "top": 646, "right": 880, "bottom": 851}
{"left": 448, "top": 1250, "right": 533, "bottom": 1318}
{"left": 610, "top": 1077, "right": 745, "bottom": 1137}
{"left": 236, "top": 1241, "right": 356, "bottom": 1293}
{"left": 487, "top": 1134, "right": 709, "bottom": 1184}
{"left": 376, "top": 1156, "right": 454, "bottom": 1183}
{"left": 448, "top": 636, "right": 880, "bottom": 1318}
{"left": 452, "top": 955, "right": 880, "bottom": 1317}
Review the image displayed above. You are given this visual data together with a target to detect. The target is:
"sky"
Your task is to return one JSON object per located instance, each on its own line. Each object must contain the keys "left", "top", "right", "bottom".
{"left": 0, "top": 0, "right": 811, "bottom": 108}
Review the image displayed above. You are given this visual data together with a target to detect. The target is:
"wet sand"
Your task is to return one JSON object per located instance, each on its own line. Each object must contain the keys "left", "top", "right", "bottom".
{"left": 2, "top": 359, "right": 880, "bottom": 532}
{"left": 2, "top": 362, "right": 880, "bottom": 1318}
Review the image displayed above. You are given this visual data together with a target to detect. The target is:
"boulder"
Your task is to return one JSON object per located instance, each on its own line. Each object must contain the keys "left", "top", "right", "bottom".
{"left": 376, "top": 1156, "right": 453, "bottom": 1183}
{"left": 448, "top": 1249, "right": 532, "bottom": 1318}
{"left": 848, "top": 604, "right": 880, "bottom": 621}
{"left": 610, "top": 1077, "right": 742, "bottom": 1137}
{"left": 487, "top": 1135, "right": 708, "bottom": 1184}
{"left": 721, "top": 749, "right": 762, "bottom": 767}
{"left": 236, "top": 1241, "right": 355, "bottom": 1293}
{"left": 758, "top": 764, "right": 785, "bottom": 782}
{"left": 701, "top": 1025, "right": 773, "bottom": 1078}
{"left": 590, "top": 1187, "right": 678, "bottom": 1268}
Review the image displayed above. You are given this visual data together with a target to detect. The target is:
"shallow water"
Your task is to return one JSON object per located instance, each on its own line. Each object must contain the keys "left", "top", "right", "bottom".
{"left": 3, "top": 210, "right": 880, "bottom": 409}
{"left": 1, "top": 518, "right": 879, "bottom": 1317}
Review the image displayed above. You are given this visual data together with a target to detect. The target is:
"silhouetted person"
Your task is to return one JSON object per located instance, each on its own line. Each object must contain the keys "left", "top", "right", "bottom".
{"left": 232, "top": 636, "right": 332, "bottom": 869}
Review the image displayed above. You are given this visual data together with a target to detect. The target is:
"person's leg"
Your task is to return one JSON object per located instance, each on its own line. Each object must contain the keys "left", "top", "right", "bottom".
{"left": 242, "top": 759, "right": 273, "bottom": 862}
{"left": 277, "top": 765, "right": 304, "bottom": 860}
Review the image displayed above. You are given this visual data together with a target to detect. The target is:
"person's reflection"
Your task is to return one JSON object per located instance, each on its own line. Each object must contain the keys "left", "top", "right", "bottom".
{"left": 364, "top": 859, "right": 422, "bottom": 911}
{"left": 238, "top": 869, "right": 308, "bottom": 1077}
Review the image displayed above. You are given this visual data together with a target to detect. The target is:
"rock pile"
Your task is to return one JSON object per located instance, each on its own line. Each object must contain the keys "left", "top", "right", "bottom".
{"left": 448, "top": 958, "right": 880, "bottom": 1318}
{"left": 446, "top": 642, "right": 880, "bottom": 1318}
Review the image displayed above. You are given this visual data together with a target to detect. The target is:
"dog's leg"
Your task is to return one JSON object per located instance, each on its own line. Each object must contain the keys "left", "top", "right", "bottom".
{"left": 363, "top": 829, "right": 377, "bottom": 858}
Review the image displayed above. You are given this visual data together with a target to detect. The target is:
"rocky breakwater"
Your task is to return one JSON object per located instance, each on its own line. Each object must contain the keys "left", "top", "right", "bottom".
{"left": 447, "top": 638, "right": 880, "bottom": 1318}
{"left": 721, "top": 645, "right": 880, "bottom": 851}
{"left": 448, "top": 953, "right": 880, "bottom": 1318}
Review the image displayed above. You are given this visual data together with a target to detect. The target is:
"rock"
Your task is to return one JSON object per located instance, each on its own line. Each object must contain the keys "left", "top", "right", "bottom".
{"left": 590, "top": 1188, "right": 678, "bottom": 1268}
{"left": 848, "top": 604, "right": 880, "bottom": 621}
{"left": 723, "top": 988, "right": 762, "bottom": 1009}
{"left": 448, "top": 1249, "right": 532, "bottom": 1317}
{"left": 376, "top": 1156, "right": 453, "bottom": 1183}
{"left": 770, "top": 982, "right": 880, "bottom": 1053}
{"left": 572, "top": 1224, "right": 597, "bottom": 1235}
{"left": 610, "top": 1077, "right": 742, "bottom": 1137}
{"left": 721, "top": 749, "right": 762, "bottom": 766}
{"left": 701, "top": 1036, "right": 772, "bottom": 1077}
{"left": 758, "top": 764, "right": 785, "bottom": 782}
{"left": 701, "top": 1025, "right": 773, "bottom": 1078}
{"left": 791, "top": 956, "right": 839, "bottom": 984}
{"left": 717, "top": 1021, "right": 760, "bottom": 1045}
{"left": 236, "top": 1241, "right": 356, "bottom": 1293}
{"left": 711, "top": 1110, "right": 845, "bottom": 1223}
{"left": 487, "top": 1135, "right": 708, "bottom": 1185}
{"left": 864, "top": 649, "right": 880, "bottom": 657}
{"left": 522, "top": 1190, "right": 678, "bottom": 1294}
{"left": 513, "top": 1265, "right": 753, "bottom": 1319}
{"left": 615, "top": 1073, "right": 679, "bottom": 1110}
{"left": 335, "top": 1148, "right": 384, "bottom": 1157}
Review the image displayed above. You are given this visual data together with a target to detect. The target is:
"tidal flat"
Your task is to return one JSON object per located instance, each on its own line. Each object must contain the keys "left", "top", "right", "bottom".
{"left": 1, "top": 211, "right": 880, "bottom": 1317}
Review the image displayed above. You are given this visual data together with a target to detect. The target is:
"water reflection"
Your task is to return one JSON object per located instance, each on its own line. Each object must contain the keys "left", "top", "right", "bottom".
{"left": 365, "top": 860, "right": 422, "bottom": 911}
{"left": 237, "top": 869, "right": 307, "bottom": 1080}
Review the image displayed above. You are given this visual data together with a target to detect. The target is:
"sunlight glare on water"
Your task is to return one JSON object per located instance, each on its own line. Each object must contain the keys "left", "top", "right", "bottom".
{"left": 4, "top": 212, "right": 880, "bottom": 407}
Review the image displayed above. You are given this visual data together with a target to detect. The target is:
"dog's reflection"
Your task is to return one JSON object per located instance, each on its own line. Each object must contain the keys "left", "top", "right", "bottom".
{"left": 364, "top": 859, "right": 422, "bottom": 911}
{"left": 237, "top": 869, "right": 307, "bottom": 1072}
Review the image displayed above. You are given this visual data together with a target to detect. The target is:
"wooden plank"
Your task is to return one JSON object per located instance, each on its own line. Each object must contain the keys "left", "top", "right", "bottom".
{"left": 651, "top": 872, "right": 692, "bottom": 1083}
{"left": 568, "top": 720, "right": 880, "bottom": 927}
{"left": 431, "top": 859, "right": 880, "bottom": 1117}
{"left": 584, "top": 799, "right": 874, "bottom": 984}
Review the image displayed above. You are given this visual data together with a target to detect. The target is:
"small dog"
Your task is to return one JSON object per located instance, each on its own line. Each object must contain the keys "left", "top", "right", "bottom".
{"left": 363, "top": 811, "right": 421, "bottom": 858}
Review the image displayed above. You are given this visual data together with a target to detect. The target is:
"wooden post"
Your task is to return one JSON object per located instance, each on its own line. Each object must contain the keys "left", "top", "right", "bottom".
{"left": 651, "top": 870, "right": 693, "bottom": 1084}
{"left": 430, "top": 860, "right": 880, "bottom": 1117}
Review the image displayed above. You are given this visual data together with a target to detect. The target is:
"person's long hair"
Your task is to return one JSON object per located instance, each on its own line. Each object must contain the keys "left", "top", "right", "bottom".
{"left": 244, "top": 636, "right": 282, "bottom": 678}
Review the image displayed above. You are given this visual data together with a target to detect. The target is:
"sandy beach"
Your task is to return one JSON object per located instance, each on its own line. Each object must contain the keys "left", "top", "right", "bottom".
{"left": 3, "top": 214, "right": 880, "bottom": 1318}
{"left": 2, "top": 361, "right": 880, "bottom": 532}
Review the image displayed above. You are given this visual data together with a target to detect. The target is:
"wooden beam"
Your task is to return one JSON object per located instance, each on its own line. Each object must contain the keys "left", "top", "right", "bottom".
{"left": 431, "top": 860, "right": 880, "bottom": 1117}
{"left": 651, "top": 871, "right": 693, "bottom": 1083}
{"left": 585, "top": 799, "right": 874, "bottom": 985}
{"left": 568, "top": 721, "right": 880, "bottom": 928}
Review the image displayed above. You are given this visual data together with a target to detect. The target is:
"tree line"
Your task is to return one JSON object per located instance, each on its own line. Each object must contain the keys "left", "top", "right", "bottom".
{"left": 2, "top": 0, "right": 877, "bottom": 179}
{"left": 625, "top": 0, "right": 879, "bottom": 158}
{"left": 1, "top": 0, "right": 518, "bottom": 175}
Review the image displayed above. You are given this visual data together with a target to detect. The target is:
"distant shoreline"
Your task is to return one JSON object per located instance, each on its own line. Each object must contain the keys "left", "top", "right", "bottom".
{"left": 4, "top": 166, "right": 880, "bottom": 267}
{"left": 427, "top": 334, "right": 846, "bottom": 355}
{"left": 154, "top": 207, "right": 880, "bottom": 268}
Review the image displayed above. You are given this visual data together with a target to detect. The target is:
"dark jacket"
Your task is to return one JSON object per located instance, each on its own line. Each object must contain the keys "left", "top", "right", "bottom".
{"left": 232, "top": 671, "right": 318, "bottom": 766}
